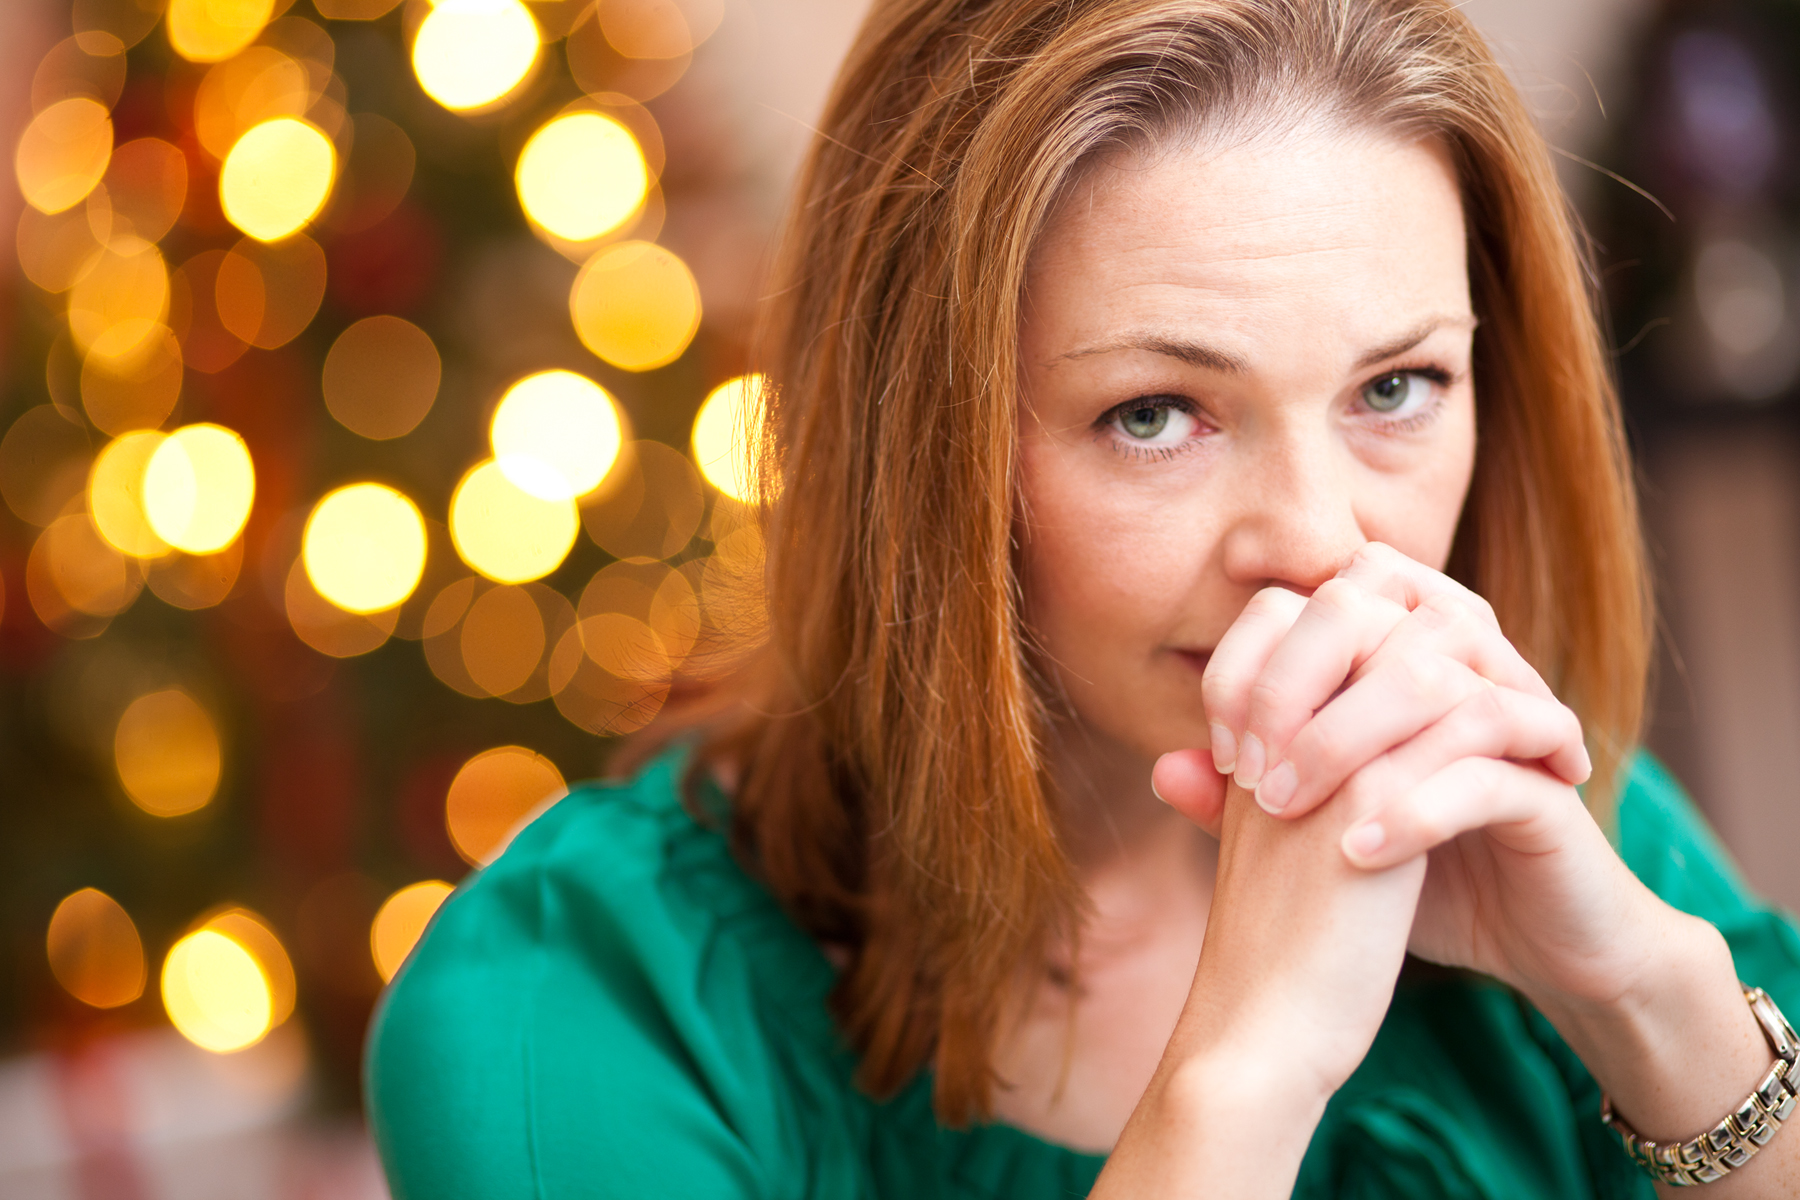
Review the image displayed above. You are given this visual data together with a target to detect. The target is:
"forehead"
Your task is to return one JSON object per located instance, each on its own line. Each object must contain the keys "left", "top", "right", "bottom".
{"left": 1025, "top": 126, "right": 1471, "bottom": 352}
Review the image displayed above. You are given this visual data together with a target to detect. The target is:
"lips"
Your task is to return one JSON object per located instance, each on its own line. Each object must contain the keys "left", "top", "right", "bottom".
{"left": 1173, "top": 648, "right": 1212, "bottom": 675}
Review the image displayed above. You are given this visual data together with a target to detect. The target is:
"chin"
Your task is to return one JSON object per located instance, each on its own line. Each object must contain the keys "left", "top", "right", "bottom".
{"left": 1061, "top": 667, "right": 1211, "bottom": 763}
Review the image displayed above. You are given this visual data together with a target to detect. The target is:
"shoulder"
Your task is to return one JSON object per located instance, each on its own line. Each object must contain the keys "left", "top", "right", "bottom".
{"left": 363, "top": 745, "right": 843, "bottom": 1200}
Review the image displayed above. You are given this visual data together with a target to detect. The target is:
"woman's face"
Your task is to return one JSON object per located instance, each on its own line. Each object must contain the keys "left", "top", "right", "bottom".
{"left": 1017, "top": 124, "right": 1477, "bottom": 766}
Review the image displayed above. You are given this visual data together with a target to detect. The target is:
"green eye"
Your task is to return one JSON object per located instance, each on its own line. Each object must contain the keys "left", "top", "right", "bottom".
{"left": 1363, "top": 373, "right": 1414, "bottom": 413}
{"left": 1119, "top": 404, "right": 1171, "bottom": 439}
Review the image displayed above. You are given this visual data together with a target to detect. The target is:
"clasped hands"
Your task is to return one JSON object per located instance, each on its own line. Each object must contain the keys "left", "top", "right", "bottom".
{"left": 1151, "top": 542, "right": 1662, "bottom": 1024}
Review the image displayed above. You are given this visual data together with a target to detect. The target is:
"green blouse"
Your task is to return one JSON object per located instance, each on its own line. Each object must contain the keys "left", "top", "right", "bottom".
{"left": 366, "top": 749, "right": 1800, "bottom": 1199}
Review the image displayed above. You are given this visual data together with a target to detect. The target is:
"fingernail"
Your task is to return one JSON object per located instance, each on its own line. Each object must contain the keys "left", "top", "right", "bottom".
{"left": 1209, "top": 722, "right": 1237, "bottom": 775}
{"left": 1343, "top": 821, "right": 1386, "bottom": 864}
{"left": 1233, "top": 733, "right": 1266, "bottom": 790}
{"left": 1150, "top": 776, "right": 1167, "bottom": 804}
{"left": 1256, "top": 761, "right": 1297, "bottom": 814}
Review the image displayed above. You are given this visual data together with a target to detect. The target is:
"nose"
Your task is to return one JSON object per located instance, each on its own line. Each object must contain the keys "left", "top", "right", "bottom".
{"left": 1215, "top": 422, "right": 1366, "bottom": 594}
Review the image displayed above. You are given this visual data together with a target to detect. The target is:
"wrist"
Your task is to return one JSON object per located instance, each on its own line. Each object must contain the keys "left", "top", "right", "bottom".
{"left": 1101, "top": 1043, "right": 1328, "bottom": 1200}
{"left": 1530, "top": 911, "right": 1768, "bottom": 1145}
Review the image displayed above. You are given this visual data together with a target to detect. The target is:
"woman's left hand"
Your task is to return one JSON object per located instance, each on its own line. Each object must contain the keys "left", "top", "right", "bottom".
{"left": 1153, "top": 541, "right": 1658, "bottom": 1008}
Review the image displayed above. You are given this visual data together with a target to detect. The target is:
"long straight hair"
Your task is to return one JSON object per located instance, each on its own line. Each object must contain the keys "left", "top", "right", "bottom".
{"left": 655, "top": 0, "right": 1650, "bottom": 1124}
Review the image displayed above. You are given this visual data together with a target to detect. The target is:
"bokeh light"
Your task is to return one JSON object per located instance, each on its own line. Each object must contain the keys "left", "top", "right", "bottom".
{"left": 161, "top": 929, "right": 271, "bottom": 1053}
{"left": 491, "top": 370, "right": 624, "bottom": 500}
{"left": 143, "top": 424, "right": 255, "bottom": 554}
{"left": 167, "top": 0, "right": 276, "bottom": 63}
{"left": 370, "top": 881, "right": 452, "bottom": 983}
{"left": 67, "top": 238, "right": 169, "bottom": 366}
{"left": 147, "top": 541, "right": 244, "bottom": 611}
{"left": 114, "top": 688, "right": 222, "bottom": 817}
{"left": 322, "top": 317, "right": 440, "bottom": 439}
{"left": 15, "top": 97, "right": 112, "bottom": 215}
{"left": 315, "top": 0, "right": 405, "bottom": 18}
{"left": 101, "top": 138, "right": 188, "bottom": 244}
{"left": 692, "top": 374, "right": 766, "bottom": 502}
{"left": 449, "top": 460, "right": 580, "bottom": 584}
{"left": 597, "top": 0, "right": 725, "bottom": 59}
{"left": 202, "top": 908, "right": 296, "bottom": 1029}
{"left": 412, "top": 0, "right": 541, "bottom": 113}
{"left": 17, "top": 203, "right": 106, "bottom": 293}
{"left": 444, "top": 746, "right": 567, "bottom": 865}
{"left": 192, "top": 46, "right": 311, "bottom": 162}
{"left": 32, "top": 35, "right": 127, "bottom": 114}
{"left": 47, "top": 887, "right": 146, "bottom": 1009}
{"left": 570, "top": 240, "right": 700, "bottom": 371}
{"left": 34, "top": 512, "right": 142, "bottom": 619}
{"left": 89, "top": 431, "right": 171, "bottom": 558}
{"left": 286, "top": 557, "right": 399, "bottom": 657}
{"left": 302, "top": 484, "right": 427, "bottom": 615}
{"left": 80, "top": 325, "right": 183, "bottom": 435}
{"left": 1, "top": 405, "right": 92, "bottom": 527}
{"left": 515, "top": 112, "right": 648, "bottom": 243}
{"left": 460, "top": 584, "right": 545, "bottom": 696}
{"left": 580, "top": 440, "right": 706, "bottom": 560}
{"left": 219, "top": 118, "right": 336, "bottom": 243}
{"left": 216, "top": 234, "right": 328, "bottom": 350}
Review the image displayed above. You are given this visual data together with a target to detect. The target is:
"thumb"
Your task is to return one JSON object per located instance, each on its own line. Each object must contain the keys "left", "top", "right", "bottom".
{"left": 1152, "top": 748, "right": 1226, "bottom": 837}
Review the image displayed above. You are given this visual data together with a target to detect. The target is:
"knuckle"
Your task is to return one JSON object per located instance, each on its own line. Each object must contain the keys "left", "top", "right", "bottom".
{"left": 1392, "top": 651, "right": 1449, "bottom": 700}
{"left": 1309, "top": 577, "right": 1355, "bottom": 615}
{"left": 1247, "top": 586, "right": 1300, "bottom": 620}
{"left": 1246, "top": 675, "right": 1285, "bottom": 720}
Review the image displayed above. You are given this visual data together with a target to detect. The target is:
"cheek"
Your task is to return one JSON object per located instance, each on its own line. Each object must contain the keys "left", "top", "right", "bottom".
{"left": 1361, "top": 398, "right": 1478, "bottom": 570}
{"left": 1015, "top": 441, "right": 1205, "bottom": 664}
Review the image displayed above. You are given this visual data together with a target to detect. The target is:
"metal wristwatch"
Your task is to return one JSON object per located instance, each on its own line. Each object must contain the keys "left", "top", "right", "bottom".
{"left": 1601, "top": 986, "right": 1799, "bottom": 1186}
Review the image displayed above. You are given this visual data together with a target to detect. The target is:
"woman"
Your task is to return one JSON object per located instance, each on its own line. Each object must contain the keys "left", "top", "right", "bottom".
{"left": 368, "top": 0, "right": 1800, "bottom": 1195}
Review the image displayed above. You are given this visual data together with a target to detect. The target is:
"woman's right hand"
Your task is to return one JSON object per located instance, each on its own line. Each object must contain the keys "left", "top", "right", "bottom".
{"left": 1092, "top": 770, "right": 1427, "bottom": 1200}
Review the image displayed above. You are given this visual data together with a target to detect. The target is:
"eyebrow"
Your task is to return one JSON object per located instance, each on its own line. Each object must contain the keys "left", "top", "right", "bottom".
{"left": 1053, "top": 313, "right": 1478, "bottom": 374}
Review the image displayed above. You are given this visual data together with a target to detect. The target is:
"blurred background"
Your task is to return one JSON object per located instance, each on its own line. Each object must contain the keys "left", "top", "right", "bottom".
{"left": 1, "top": 0, "right": 1795, "bottom": 1196}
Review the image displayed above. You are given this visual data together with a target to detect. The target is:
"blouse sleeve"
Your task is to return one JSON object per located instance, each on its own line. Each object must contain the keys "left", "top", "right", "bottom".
{"left": 1615, "top": 754, "right": 1800, "bottom": 1020}
{"left": 364, "top": 784, "right": 775, "bottom": 1200}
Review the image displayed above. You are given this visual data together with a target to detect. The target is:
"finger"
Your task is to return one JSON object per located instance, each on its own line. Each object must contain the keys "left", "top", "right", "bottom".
{"left": 1200, "top": 586, "right": 1308, "bottom": 775}
{"left": 1350, "top": 591, "right": 1555, "bottom": 700}
{"left": 1261, "top": 611, "right": 1573, "bottom": 817}
{"left": 1234, "top": 577, "right": 1409, "bottom": 790}
{"left": 1335, "top": 542, "right": 1499, "bottom": 627}
{"left": 1257, "top": 654, "right": 1491, "bottom": 817}
{"left": 1384, "top": 683, "right": 1591, "bottom": 787}
{"left": 1341, "top": 757, "right": 1583, "bottom": 870}
{"left": 1152, "top": 748, "right": 1225, "bottom": 837}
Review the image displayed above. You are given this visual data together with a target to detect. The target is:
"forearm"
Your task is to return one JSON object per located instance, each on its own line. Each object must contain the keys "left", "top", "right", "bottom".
{"left": 1090, "top": 1041, "right": 1326, "bottom": 1199}
{"left": 1527, "top": 910, "right": 1800, "bottom": 1197}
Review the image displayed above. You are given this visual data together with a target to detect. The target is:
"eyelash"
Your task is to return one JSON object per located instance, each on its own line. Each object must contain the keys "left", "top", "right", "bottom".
{"left": 1362, "top": 363, "right": 1456, "bottom": 432}
{"left": 1094, "top": 395, "right": 1206, "bottom": 461}
{"left": 1094, "top": 362, "right": 1459, "bottom": 459}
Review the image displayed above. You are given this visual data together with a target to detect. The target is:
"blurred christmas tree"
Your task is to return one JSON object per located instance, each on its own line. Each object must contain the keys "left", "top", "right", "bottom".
{"left": 1, "top": 0, "right": 767, "bottom": 1110}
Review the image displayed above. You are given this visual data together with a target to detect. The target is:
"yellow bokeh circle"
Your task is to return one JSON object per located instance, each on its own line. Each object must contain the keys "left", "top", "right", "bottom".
{"left": 15, "top": 97, "right": 113, "bottom": 215}
{"left": 115, "top": 688, "right": 222, "bottom": 818}
{"left": 490, "top": 370, "right": 624, "bottom": 501}
{"left": 302, "top": 484, "right": 428, "bottom": 614}
{"left": 47, "top": 888, "right": 147, "bottom": 1010}
{"left": 692, "top": 374, "right": 767, "bottom": 503}
{"left": 371, "top": 880, "right": 453, "bottom": 982}
{"left": 570, "top": 241, "right": 701, "bottom": 372}
{"left": 161, "top": 929, "right": 272, "bottom": 1053}
{"left": 449, "top": 460, "right": 580, "bottom": 584}
{"left": 515, "top": 112, "right": 648, "bottom": 243}
{"left": 142, "top": 424, "right": 256, "bottom": 554}
{"left": 219, "top": 118, "right": 336, "bottom": 243}
{"left": 167, "top": 0, "right": 276, "bottom": 63}
{"left": 89, "top": 431, "right": 172, "bottom": 558}
{"left": 412, "top": 0, "right": 541, "bottom": 112}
